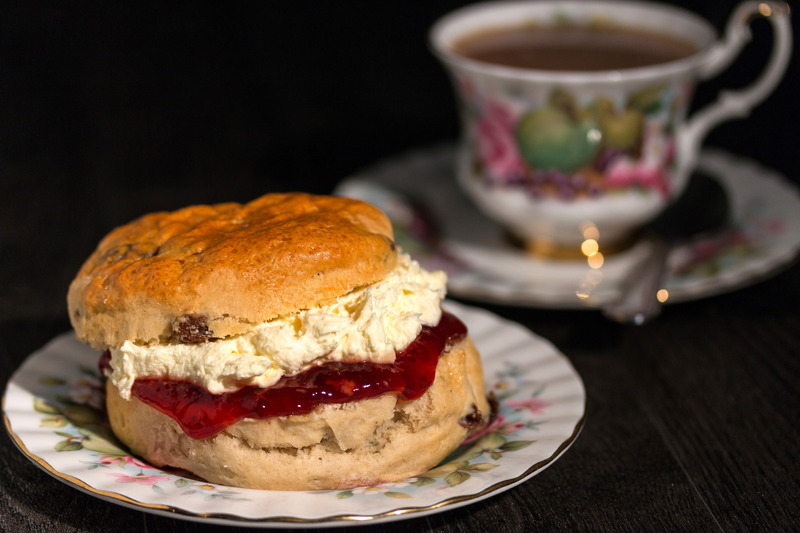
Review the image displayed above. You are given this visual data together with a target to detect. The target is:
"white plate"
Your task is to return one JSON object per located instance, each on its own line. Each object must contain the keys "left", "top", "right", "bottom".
{"left": 3, "top": 301, "right": 585, "bottom": 528}
{"left": 338, "top": 146, "right": 800, "bottom": 308}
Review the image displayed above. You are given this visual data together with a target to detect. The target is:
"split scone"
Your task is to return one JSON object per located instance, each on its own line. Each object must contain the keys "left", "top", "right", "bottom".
{"left": 67, "top": 193, "right": 490, "bottom": 490}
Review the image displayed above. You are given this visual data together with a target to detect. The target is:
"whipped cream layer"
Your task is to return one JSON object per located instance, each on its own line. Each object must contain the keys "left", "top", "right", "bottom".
{"left": 109, "top": 253, "right": 447, "bottom": 399}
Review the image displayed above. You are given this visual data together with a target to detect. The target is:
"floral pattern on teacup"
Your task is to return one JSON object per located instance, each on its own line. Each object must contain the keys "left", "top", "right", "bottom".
{"left": 462, "top": 85, "right": 682, "bottom": 200}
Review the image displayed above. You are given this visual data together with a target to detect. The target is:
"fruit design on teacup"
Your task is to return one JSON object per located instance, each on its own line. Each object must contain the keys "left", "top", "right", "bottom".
{"left": 515, "top": 104, "right": 601, "bottom": 173}
{"left": 472, "top": 86, "right": 676, "bottom": 200}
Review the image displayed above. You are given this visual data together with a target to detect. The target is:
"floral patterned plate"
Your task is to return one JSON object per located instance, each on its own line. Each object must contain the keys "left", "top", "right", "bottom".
{"left": 338, "top": 146, "right": 800, "bottom": 308}
{"left": 3, "top": 301, "right": 585, "bottom": 528}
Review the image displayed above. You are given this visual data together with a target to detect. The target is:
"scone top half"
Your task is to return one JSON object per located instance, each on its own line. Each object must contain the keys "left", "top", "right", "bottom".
{"left": 68, "top": 193, "right": 399, "bottom": 351}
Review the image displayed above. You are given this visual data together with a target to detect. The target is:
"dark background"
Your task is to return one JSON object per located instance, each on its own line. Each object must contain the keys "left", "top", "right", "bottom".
{"left": 1, "top": 1, "right": 798, "bottom": 532}
{"left": 1, "top": 0, "right": 797, "bottom": 324}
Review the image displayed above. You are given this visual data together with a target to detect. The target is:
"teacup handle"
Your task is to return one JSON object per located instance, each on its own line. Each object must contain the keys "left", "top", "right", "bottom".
{"left": 679, "top": 1, "right": 792, "bottom": 171}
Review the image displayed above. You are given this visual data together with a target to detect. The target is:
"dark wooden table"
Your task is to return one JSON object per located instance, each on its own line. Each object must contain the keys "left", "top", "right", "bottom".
{"left": 2, "top": 2, "right": 798, "bottom": 532}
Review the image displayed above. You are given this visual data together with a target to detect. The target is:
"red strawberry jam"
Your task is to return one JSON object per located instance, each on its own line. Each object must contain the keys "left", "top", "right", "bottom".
{"left": 100, "top": 312, "right": 466, "bottom": 439}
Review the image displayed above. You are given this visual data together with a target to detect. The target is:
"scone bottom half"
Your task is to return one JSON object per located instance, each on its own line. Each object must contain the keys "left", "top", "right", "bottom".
{"left": 105, "top": 333, "right": 491, "bottom": 491}
{"left": 68, "top": 192, "right": 492, "bottom": 490}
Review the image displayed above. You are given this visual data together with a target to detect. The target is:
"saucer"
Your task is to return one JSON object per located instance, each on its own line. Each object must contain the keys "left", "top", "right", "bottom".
{"left": 337, "top": 145, "right": 800, "bottom": 309}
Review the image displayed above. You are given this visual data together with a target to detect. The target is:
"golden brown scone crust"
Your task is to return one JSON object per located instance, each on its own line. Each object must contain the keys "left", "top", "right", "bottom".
{"left": 68, "top": 193, "right": 397, "bottom": 350}
{"left": 106, "top": 336, "right": 490, "bottom": 491}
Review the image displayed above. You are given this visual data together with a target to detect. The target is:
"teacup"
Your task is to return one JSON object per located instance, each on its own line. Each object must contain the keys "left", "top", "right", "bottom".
{"left": 430, "top": 1, "right": 791, "bottom": 256}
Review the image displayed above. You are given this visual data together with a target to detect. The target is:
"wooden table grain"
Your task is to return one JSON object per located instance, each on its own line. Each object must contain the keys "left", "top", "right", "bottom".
{"left": 2, "top": 2, "right": 798, "bottom": 531}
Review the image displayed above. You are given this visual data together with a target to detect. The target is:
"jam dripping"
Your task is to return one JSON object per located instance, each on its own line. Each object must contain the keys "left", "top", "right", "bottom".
{"left": 101, "top": 312, "right": 466, "bottom": 439}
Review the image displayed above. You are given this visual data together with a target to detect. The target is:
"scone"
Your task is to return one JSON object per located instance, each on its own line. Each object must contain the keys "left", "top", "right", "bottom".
{"left": 68, "top": 192, "right": 490, "bottom": 490}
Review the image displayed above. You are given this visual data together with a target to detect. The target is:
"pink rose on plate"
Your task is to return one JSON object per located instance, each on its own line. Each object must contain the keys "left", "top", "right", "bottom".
{"left": 506, "top": 396, "right": 549, "bottom": 415}
{"left": 109, "top": 473, "right": 171, "bottom": 486}
{"left": 474, "top": 100, "right": 525, "bottom": 183}
{"left": 99, "top": 454, "right": 153, "bottom": 469}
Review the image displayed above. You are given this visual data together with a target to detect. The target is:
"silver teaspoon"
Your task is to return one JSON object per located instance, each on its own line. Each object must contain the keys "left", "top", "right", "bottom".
{"left": 602, "top": 172, "right": 729, "bottom": 324}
